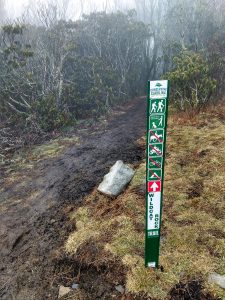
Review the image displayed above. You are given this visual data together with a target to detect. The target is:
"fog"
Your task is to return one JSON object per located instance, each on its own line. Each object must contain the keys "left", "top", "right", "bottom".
{"left": 3, "top": 0, "right": 27, "bottom": 19}
{"left": 0, "top": 0, "right": 224, "bottom": 139}
{"left": 3, "top": 0, "right": 136, "bottom": 21}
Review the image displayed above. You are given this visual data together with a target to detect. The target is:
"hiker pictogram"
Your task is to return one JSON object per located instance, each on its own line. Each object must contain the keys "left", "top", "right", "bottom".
{"left": 157, "top": 100, "right": 164, "bottom": 113}
{"left": 151, "top": 101, "right": 157, "bottom": 113}
{"left": 158, "top": 116, "right": 163, "bottom": 127}
{"left": 150, "top": 99, "right": 166, "bottom": 114}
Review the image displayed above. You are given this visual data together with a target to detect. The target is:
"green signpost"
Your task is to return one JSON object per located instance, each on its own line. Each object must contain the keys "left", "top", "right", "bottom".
{"left": 145, "top": 80, "right": 169, "bottom": 268}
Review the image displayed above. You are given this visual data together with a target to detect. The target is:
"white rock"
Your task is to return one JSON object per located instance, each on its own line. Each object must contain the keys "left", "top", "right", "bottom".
{"left": 97, "top": 160, "right": 135, "bottom": 197}
{"left": 58, "top": 286, "right": 72, "bottom": 298}
{"left": 115, "top": 285, "right": 125, "bottom": 294}
{"left": 208, "top": 273, "right": 225, "bottom": 289}
{"left": 71, "top": 283, "right": 79, "bottom": 289}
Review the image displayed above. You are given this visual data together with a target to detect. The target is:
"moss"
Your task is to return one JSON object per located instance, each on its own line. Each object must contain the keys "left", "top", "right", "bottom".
{"left": 31, "top": 142, "right": 64, "bottom": 159}
{"left": 31, "top": 137, "right": 79, "bottom": 161}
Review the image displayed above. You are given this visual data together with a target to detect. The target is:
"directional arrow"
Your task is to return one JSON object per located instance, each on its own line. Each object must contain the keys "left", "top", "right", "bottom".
{"left": 148, "top": 180, "right": 161, "bottom": 192}
{"left": 151, "top": 182, "right": 158, "bottom": 192}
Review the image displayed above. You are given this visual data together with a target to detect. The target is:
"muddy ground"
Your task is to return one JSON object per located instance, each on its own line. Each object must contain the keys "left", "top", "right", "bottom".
{"left": 0, "top": 98, "right": 146, "bottom": 300}
{"left": 0, "top": 98, "right": 218, "bottom": 300}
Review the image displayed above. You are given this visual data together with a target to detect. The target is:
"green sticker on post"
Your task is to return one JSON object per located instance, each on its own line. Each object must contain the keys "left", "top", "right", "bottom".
{"left": 145, "top": 80, "right": 169, "bottom": 268}
{"left": 148, "top": 143, "right": 163, "bottom": 157}
{"left": 150, "top": 99, "right": 166, "bottom": 114}
{"left": 148, "top": 129, "right": 164, "bottom": 144}
{"left": 147, "top": 169, "right": 162, "bottom": 180}
{"left": 148, "top": 156, "right": 163, "bottom": 169}
{"left": 149, "top": 115, "right": 165, "bottom": 129}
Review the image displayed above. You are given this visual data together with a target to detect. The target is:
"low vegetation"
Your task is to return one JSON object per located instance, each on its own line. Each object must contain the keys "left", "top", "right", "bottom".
{"left": 1, "top": 135, "right": 80, "bottom": 198}
{"left": 0, "top": 1, "right": 224, "bottom": 159}
{"left": 65, "top": 104, "right": 225, "bottom": 299}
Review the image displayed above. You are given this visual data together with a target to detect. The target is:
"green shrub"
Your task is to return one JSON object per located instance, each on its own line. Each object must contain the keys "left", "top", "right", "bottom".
{"left": 166, "top": 51, "right": 216, "bottom": 110}
{"left": 34, "top": 95, "right": 73, "bottom": 132}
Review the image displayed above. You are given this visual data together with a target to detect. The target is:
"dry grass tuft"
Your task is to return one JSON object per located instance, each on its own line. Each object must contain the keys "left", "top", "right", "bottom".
{"left": 66, "top": 207, "right": 101, "bottom": 253}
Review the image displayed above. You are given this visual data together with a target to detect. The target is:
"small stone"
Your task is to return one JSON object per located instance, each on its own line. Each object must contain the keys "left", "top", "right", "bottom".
{"left": 208, "top": 273, "right": 225, "bottom": 289}
{"left": 71, "top": 283, "right": 79, "bottom": 289}
{"left": 115, "top": 285, "right": 125, "bottom": 294}
{"left": 160, "top": 236, "right": 166, "bottom": 244}
{"left": 58, "top": 286, "right": 72, "bottom": 298}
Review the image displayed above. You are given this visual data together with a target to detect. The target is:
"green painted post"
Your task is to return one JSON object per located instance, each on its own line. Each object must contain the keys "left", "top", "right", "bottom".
{"left": 145, "top": 80, "right": 170, "bottom": 268}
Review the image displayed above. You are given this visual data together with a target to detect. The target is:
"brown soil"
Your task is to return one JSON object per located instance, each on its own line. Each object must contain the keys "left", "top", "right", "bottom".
{"left": 0, "top": 98, "right": 147, "bottom": 300}
{"left": 169, "top": 280, "right": 216, "bottom": 300}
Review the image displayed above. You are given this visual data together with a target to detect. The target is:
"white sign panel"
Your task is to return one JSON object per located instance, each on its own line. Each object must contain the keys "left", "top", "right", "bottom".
{"left": 150, "top": 80, "right": 168, "bottom": 99}
{"left": 147, "top": 192, "right": 161, "bottom": 230}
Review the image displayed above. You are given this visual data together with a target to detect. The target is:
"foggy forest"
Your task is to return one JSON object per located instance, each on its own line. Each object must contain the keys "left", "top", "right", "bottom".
{"left": 0, "top": 0, "right": 224, "bottom": 151}
{"left": 0, "top": 1, "right": 225, "bottom": 300}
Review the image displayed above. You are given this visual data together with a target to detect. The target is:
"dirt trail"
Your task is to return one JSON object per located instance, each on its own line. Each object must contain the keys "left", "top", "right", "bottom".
{"left": 0, "top": 98, "right": 146, "bottom": 300}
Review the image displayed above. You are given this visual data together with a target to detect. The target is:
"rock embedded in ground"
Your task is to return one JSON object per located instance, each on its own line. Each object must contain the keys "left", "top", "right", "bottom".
{"left": 71, "top": 283, "right": 79, "bottom": 289}
{"left": 115, "top": 285, "right": 125, "bottom": 294}
{"left": 58, "top": 286, "right": 72, "bottom": 298}
{"left": 208, "top": 273, "right": 225, "bottom": 289}
{"left": 97, "top": 160, "right": 135, "bottom": 197}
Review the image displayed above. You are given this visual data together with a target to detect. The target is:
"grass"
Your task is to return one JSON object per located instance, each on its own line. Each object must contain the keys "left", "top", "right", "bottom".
{"left": 14, "top": 136, "right": 80, "bottom": 166}
{"left": 65, "top": 105, "right": 225, "bottom": 299}
{"left": 1, "top": 136, "right": 80, "bottom": 191}
{"left": 66, "top": 207, "right": 101, "bottom": 253}
{"left": 3, "top": 136, "right": 80, "bottom": 170}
